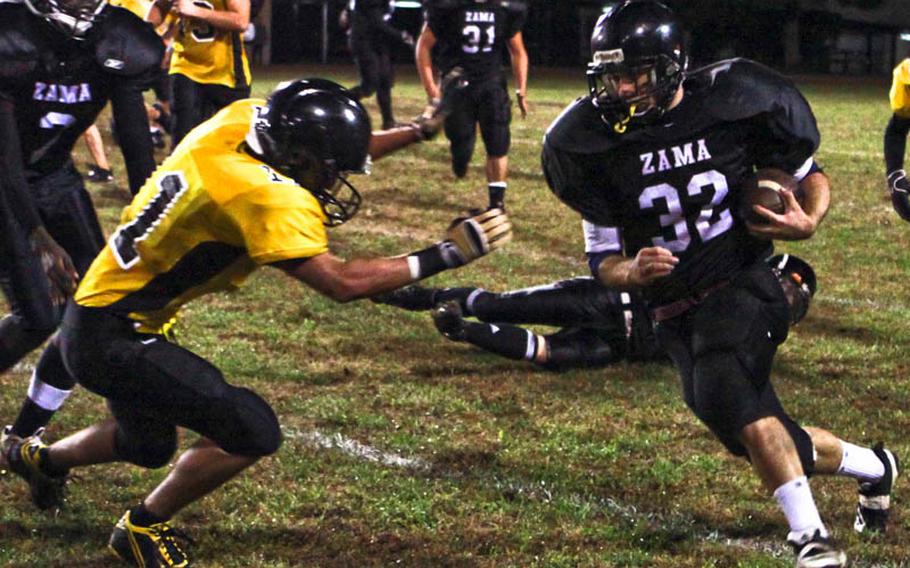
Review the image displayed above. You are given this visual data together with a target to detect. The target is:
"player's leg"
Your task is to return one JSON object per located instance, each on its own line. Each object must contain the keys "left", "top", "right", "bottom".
{"left": 683, "top": 263, "right": 845, "bottom": 566}
{"left": 477, "top": 80, "right": 512, "bottom": 209}
{"left": 348, "top": 44, "right": 380, "bottom": 101}
{"left": 443, "top": 89, "right": 477, "bottom": 179}
{"left": 805, "top": 426, "right": 899, "bottom": 534}
{"left": 7, "top": 165, "right": 105, "bottom": 438}
{"left": 467, "top": 278, "right": 623, "bottom": 326}
{"left": 376, "top": 47, "right": 397, "bottom": 129}
{"left": 432, "top": 301, "right": 544, "bottom": 363}
{"left": 170, "top": 73, "right": 205, "bottom": 148}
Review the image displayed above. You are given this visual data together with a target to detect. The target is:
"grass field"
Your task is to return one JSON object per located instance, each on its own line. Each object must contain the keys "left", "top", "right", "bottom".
{"left": 1, "top": 64, "right": 908, "bottom": 567}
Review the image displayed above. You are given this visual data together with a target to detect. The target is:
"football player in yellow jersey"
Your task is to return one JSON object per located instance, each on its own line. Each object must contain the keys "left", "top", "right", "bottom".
{"left": 885, "top": 58, "right": 910, "bottom": 222}
{"left": 2, "top": 78, "right": 506, "bottom": 567}
{"left": 159, "top": 0, "right": 254, "bottom": 148}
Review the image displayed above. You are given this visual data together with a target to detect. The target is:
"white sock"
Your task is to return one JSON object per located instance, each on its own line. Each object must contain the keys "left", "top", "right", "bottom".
{"left": 837, "top": 441, "right": 885, "bottom": 482}
{"left": 27, "top": 374, "right": 72, "bottom": 411}
{"left": 773, "top": 476, "right": 828, "bottom": 544}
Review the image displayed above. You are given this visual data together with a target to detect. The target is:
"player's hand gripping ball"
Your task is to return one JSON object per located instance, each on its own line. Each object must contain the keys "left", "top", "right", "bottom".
{"left": 738, "top": 168, "right": 801, "bottom": 225}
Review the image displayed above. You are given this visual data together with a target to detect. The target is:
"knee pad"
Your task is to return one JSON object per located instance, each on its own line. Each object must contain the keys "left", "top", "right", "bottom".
{"left": 114, "top": 425, "right": 178, "bottom": 469}
{"left": 217, "top": 387, "right": 282, "bottom": 457}
{"left": 544, "top": 327, "right": 624, "bottom": 371}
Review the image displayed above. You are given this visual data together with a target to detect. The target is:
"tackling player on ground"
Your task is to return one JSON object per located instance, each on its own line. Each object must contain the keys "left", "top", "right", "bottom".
{"left": 0, "top": 0, "right": 163, "bottom": 451}
{"left": 542, "top": 2, "right": 898, "bottom": 566}
{"left": 2, "top": 78, "right": 509, "bottom": 567}
{"left": 374, "top": 254, "right": 815, "bottom": 371}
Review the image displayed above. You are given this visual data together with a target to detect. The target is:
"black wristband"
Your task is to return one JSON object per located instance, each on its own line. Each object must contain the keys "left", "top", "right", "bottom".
{"left": 408, "top": 244, "right": 448, "bottom": 281}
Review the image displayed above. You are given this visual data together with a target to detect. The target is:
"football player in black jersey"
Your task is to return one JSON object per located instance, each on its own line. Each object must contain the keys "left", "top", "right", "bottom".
{"left": 416, "top": 0, "right": 528, "bottom": 209}
{"left": 0, "top": 0, "right": 163, "bottom": 448}
{"left": 884, "top": 57, "right": 910, "bottom": 221}
{"left": 542, "top": 2, "right": 897, "bottom": 566}
{"left": 345, "top": 0, "right": 415, "bottom": 130}
{"left": 374, "top": 255, "right": 814, "bottom": 371}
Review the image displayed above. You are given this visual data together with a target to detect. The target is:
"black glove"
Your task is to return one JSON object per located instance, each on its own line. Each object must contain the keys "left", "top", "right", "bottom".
{"left": 29, "top": 225, "right": 78, "bottom": 305}
{"left": 887, "top": 169, "right": 910, "bottom": 222}
{"left": 413, "top": 67, "right": 469, "bottom": 140}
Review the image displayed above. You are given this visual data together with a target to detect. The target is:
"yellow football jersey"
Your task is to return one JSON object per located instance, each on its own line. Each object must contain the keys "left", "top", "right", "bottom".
{"left": 75, "top": 99, "right": 329, "bottom": 332}
{"left": 890, "top": 59, "right": 910, "bottom": 117}
{"left": 169, "top": 0, "right": 252, "bottom": 88}
{"left": 109, "top": 0, "right": 154, "bottom": 21}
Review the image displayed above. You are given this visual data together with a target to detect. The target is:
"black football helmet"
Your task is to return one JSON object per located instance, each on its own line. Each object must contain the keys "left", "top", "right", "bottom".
{"left": 587, "top": 0, "right": 687, "bottom": 133}
{"left": 248, "top": 78, "right": 372, "bottom": 226}
{"left": 24, "top": 0, "right": 108, "bottom": 39}
{"left": 768, "top": 254, "right": 817, "bottom": 325}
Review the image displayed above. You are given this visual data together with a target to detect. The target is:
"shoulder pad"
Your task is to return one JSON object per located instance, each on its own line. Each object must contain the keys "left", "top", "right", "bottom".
{"left": 0, "top": 5, "right": 42, "bottom": 79}
{"left": 685, "top": 58, "right": 799, "bottom": 122}
{"left": 500, "top": 0, "right": 527, "bottom": 16}
{"left": 94, "top": 6, "right": 164, "bottom": 76}
{"left": 544, "top": 96, "right": 623, "bottom": 154}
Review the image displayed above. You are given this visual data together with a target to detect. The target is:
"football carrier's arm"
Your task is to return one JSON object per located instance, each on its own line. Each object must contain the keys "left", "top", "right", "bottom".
{"left": 276, "top": 209, "right": 512, "bottom": 302}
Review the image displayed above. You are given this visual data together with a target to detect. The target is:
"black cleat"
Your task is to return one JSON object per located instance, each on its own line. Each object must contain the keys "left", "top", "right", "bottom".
{"left": 2, "top": 428, "right": 68, "bottom": 510}
{"left": 87, "top": 165, "right": 114, "bottom": 183}
{"left": 433, "top": 301, "right": 467, "bottom": 341}
{"left": 109, "top": 510, "right": 193, "bottom": 567}
{"left": 790, "top": 530, "right": 846, "bottom": 568}
{"left": 372, "top": 286, "right": 440, "bottom": 311}
{"left": 854, "top": 443, "right": 899, "bottom": 534}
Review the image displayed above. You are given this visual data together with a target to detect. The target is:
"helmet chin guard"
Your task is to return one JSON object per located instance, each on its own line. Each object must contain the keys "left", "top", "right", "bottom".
{"left": 25, "top": 0, "right": 108, "bottom": 39}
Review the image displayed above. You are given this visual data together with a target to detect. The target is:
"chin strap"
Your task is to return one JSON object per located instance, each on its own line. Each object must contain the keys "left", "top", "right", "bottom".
{"left": 613, "top": 104, "right": 636, "bottom": 134}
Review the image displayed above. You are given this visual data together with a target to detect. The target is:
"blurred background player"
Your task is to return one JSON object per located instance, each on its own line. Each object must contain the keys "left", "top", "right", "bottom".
{"left": 0, "top": 0, "right": 163, "bottom": 446}
{"left": 884, "top": 56, "right": 910, "bottom": 222}
{"left": 342, "top": 0, "right": 415, "bottom": 130}
{"left": 415, "top": 0, "right": 528, "bottom": 209}
{"left": 163, "top": 0, "right": 252, "bottom": 147}
{"left": 2, "top": 78, "right": 510, "bottom": 567}
{"left": 375, "top": 255, "right": 815, "bottom": 371}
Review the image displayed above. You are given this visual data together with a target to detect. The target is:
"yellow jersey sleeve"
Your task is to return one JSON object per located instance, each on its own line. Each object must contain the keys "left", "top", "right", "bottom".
{"left": 890, "top": 59, "right": 910, "bottom": 117}
{"left": 223, "top": 183, "right": 330, "bottom": 265}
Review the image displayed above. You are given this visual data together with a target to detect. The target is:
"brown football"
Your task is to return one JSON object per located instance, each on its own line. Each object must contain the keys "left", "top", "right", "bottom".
{"left": 738, "top": 168, "right": 799, "bottom": 225}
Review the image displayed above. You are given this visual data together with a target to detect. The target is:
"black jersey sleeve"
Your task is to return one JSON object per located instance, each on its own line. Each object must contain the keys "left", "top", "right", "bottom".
{"left": 0, "top": 5, "right": 42, "bottom": 98}
{"left": 884, "top": 114, "right": 910, "bottom": 174}
{"left": 0, "top": 100, "right": 42, "bottom": 234}
{"left": 110, "top": 80, "right": 156, "bottom": 195}
{"left": 504, "top": 0, "right": 528, "bottom": 37}
{"left": 694, "top": 59, "right": 820, "bottom": 173}
{"left": 94, "top": 7, "right": 165, "bottom": 82}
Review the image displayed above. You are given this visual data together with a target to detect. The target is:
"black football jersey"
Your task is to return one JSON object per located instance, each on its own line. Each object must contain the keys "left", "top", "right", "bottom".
{"left": 426, "top": 0, "right": 527, "bottom": 81}
{"left": 0, "top": 4, "right": 161, "bottom": 185}
{"left": 543, "top": 59, "right": 820, "bottom": 306}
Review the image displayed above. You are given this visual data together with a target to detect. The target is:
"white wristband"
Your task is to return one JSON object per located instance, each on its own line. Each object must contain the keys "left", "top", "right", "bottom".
{"left": 406, "top": 255, "right": 421, "bottom": 281}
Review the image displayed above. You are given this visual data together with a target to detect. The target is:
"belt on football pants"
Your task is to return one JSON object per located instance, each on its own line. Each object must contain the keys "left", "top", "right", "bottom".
{"left": 650, "top": 279, "right": 730, "bottom": 323}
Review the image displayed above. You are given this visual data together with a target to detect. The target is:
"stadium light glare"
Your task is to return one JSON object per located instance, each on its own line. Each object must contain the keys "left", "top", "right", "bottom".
{"left": 901, "top": 33, "right": 910, "bottom": 42}
{"left": 391, "top": 1, "right": 422, "bottom": 8}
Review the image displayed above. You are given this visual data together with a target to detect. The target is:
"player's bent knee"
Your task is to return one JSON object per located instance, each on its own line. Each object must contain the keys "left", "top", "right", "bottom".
{"left": 115, "top": 427, "right": 178, "bottom": 469}
{"left": 217, "top": 387, "right": 282, "bottom": 457}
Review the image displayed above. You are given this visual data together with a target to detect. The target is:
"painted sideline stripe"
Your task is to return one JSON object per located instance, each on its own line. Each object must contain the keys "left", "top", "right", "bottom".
{"left": 283, "top": 426, "right": 429, "bottom": 471}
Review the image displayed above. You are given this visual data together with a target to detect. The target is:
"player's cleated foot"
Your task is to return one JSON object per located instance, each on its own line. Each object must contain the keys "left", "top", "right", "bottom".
{"left": 433, "top": 301, "right": 467, "bottom": 341}
{"left": 790, "top": 531, "right": 847, "bottom": 568}
{"left": 3, "top": 430, "right": 68, "bottom": 510}
{"left": 109, "top": 510, "right": 193, "bottom": 567}
{"left": 854, "top": 443, "right": 899, "bottom": 534}
{"left": 372, "top": 285, "right": 440, "bottom": 311}
{"left": 87, "top": 165, "right": 114, "bottom": 183}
